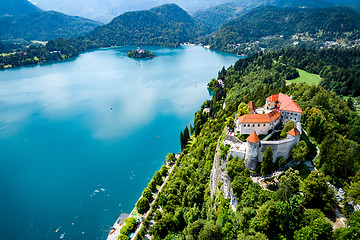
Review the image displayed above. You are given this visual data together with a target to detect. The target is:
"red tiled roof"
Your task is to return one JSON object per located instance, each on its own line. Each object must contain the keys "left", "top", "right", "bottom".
{"left": 287, "top": 127, "right": 300, "bottom": 136}
{"left": 247, "top": 131, "right": 260, "bottom": 143}
{"left": 266, "top": 94, "right": 279, "bottom": 102}
{"left": 266, "top": 93, "right": 302, "bottom": 113}
{"left": 278, "top": 93, "right": 303, "bottom": 113}
{"left": 238, "top": 110, "right": 281, "bottom": 123}
{"left": 248, "top": 101, "right": 257, "bottom": 111}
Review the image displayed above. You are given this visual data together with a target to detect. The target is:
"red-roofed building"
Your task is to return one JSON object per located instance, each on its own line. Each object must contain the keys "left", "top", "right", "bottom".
{"left": 236, "top": 93, "right": 302, "bottom": 135}
{"left": 237, "top": 110, "right": 281, "bottom": 134}
{"left": 266, "top": 93, "right": 302, "bottom": 124}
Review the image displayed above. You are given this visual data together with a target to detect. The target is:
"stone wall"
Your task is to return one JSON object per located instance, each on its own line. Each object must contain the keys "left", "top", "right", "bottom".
{"left": 258, "top": 135, "right": 300, "bottom": 163}
{"left": 281, "top": 110, "right": 302, "bottom": 124}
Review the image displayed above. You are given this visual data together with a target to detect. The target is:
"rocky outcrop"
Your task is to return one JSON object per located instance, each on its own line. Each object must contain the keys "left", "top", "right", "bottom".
{"left": 210, "top": 139, "right": 238, "bottom": 212}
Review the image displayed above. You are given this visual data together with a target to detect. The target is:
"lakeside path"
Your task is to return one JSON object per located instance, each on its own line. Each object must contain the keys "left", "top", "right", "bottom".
{"left": 131, "top": 161, "right": 176, "bottom": 240}
{"left": 107, "top": 159, "right": 177, "bottom": 240}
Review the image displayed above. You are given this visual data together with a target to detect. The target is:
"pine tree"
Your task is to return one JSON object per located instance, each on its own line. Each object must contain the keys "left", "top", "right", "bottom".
{"left": 261, "top": 146, "right": 273, "bottom": 176}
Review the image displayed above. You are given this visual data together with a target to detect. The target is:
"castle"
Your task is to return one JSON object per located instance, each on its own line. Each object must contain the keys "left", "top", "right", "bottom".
{"left": 224, "top": 93, "right": 302, "bottom": 170}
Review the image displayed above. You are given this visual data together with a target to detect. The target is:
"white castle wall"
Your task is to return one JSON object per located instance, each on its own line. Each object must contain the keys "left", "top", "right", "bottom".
{"left": 281, "top": 110, "right": 302, "bottom": 124}
{"left": 236, "top": 117, "right": 281, "bottom": 135}
{"left": 258, "top": 134, "right": 300, "bottom": 163}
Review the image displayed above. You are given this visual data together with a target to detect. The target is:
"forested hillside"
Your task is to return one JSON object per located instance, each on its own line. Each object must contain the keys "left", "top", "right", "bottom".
{"left": 204, "top": 6, "right": 360, "bottom": 55}
{"left": 85, "top": 4, "right": 199, "bottom": 48}
{"left": 0, "top": 4, "right": 202, "bottom": 68}
{"left": 0, "top": 11, "right": 101, "bottom": 41}
{"left": 132, "top": 48, "right": 360, "bottom": 240}
{"left": 193, "top": 0, "right": 334, "bottom": 32}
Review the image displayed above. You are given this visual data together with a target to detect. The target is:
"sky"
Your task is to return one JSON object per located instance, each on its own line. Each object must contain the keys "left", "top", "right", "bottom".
{"left": 29, "top": 0, "right": 232, "bottom": 23}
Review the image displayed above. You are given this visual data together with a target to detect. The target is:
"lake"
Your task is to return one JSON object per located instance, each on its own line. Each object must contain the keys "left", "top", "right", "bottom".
{"left": 0, "top": 46, "right": 239, "bottom": 240}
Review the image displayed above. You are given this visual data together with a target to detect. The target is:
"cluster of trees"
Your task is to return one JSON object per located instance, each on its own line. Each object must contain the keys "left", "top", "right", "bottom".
{"left": 118, "top": 217, "right": 137, "bottom": 240}
{"left": 136, "top": 164, "right": 169, "bottom": 214}
{"left": 127, "top": 49, "right": 155, "bottom": 58}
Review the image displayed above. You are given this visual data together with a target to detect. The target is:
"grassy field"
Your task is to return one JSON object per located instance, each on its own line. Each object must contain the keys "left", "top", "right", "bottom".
{"left": 286, "top": 69, "right": 321, "bottom": 85}
{"left": 31, "top": 40, "right": 48, "bottom": 45}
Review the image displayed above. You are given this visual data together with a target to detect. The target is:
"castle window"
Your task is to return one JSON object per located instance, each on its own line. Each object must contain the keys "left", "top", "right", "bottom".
{"left": 295, "top": 118, "right": 297, "bottom": 121}
{"left": 258, "top": 124, "right": 260, "bottom": 127}
{"left": 290, "top": 117, "right": 292, "bottom": 119}
{"left": 263, "top": 124, "right": 266, "bottom": 126}
{"left": 253, "top": 124, "right": 255, "bottom": 127}
{"left": 248, "top": 124, "right": 250, "bottom": 127}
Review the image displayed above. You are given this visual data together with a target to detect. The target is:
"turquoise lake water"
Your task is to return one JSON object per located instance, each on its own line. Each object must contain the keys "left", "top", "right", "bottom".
{"left": 0, "top": 46, "right": 239, "bottom": 240}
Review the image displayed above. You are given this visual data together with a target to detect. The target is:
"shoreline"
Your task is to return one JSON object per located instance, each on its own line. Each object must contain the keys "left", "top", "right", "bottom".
{"left": 106, "top": 155, "right": 178, "bottom": 240}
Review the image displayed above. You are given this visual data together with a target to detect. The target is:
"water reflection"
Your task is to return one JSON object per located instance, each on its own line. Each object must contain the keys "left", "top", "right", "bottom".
{"left": 0, "top": 46, "right": 238, "bottom": 140}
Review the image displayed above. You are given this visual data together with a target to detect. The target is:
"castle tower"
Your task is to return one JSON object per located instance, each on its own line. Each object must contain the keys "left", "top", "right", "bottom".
{"left": 245, "top": 131, "right": 261, "bottom": 170}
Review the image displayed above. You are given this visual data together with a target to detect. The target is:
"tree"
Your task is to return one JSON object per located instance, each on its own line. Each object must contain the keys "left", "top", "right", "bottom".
{"left": 261, "top": 147, "right": 273, "bottom": 176}
{"left": 142, "top": 187, "right": 153, "bottom": 200}
{"left": 294, "top": 217, "right": 332, "bottom": 240}
{"left": 344, "top": 170, "right": 360, "bottom": 204}
{"left": 319, "top": 133, "right": 360, "bottom": 186}
{"left": 136, "top": 197, "right": 150, "bottom": 214}
{"left": 120, "top": 217, "right": 136, "bottom": 235}
{"left": 238, "top": 102, "right": 250, "bottom": 116}
{"left": 276, "top": 168, "right": 301, "bottom": 201}
{"left": 292, "top": 140, "right": 309, "bottom": 162}
{"left": 333, "top": 211, "right": 360, "bottom": 240}
{"left": 180, "top": 126, "right": 190, "bottom": 150}
{"left": 160, "top": 165, "right": 168, "bottom": 177}
{"left": 166, "top": 153, "right": 176, "bottom": 165}
{"left": 117, "top": 234, "right": 128, "bottom": 240}
{"left": 255, "top": 99, "right": 264, "bottom": 108}
{"left": 199, "top": 223, "right": 222, "bottom": 240}
{"left": 153, "top": 171, "right": 163, "bottom": 186}
{"left": 278, "top": 157, "right": 287, "bottom": 168}
{"left": 302, "top": 209, "right": 325, "bottom": 226}
{"left": 302, "top": 171, "right": 336, "bottom": 212}
{"left": 281, "top": 120, "right": 295, "bottom": 138}
{"left": 148, "top": 179, "right": 157, "bottom": 192}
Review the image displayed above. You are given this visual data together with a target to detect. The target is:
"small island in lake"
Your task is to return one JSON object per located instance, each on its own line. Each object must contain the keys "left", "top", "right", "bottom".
{"left": 127, "top": 47, "right": 156, "bottom": 58}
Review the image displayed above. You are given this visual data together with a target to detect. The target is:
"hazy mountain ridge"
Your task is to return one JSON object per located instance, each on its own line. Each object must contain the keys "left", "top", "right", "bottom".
{"left": 0, "top": 11, "right": 102, "bottom": 41}
{"left": 0, "top": 0, "right": 42, "bottom": 17}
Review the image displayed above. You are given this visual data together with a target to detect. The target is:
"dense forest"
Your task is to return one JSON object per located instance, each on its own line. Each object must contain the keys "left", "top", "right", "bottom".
{"left": 0, "top": 11, "right": 101, "bottom": 41}
{"left": 129, "top": 49, "right": 360, "bottom": 240}
{"left": 204, "top": 6, "right": 360, "bottom": 55}
{"left": 85, "top": 4, "right": 199, "bottom": 48}
{"left": 193, "top": 0, "right": 339, "bottom": 33}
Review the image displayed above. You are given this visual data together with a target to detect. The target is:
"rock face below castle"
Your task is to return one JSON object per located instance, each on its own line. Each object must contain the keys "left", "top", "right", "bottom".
{"left": 226, "top": 93, "right": 303, "bottom": 170}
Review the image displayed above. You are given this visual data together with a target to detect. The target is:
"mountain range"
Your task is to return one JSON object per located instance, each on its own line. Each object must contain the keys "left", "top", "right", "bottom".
{"left": 205, "top": 6, "right": 360, "bottom": 54}
{"left": 0, "top": 11, "right": 101, "bottom": 41}
{"left": 194, "top": 0, "right": 360, "bottom": 32}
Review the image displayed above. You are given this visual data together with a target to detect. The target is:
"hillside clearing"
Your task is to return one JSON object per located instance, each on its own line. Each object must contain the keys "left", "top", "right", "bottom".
{"left": 286, "top": 69, "right": 321, "bottom": 85}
